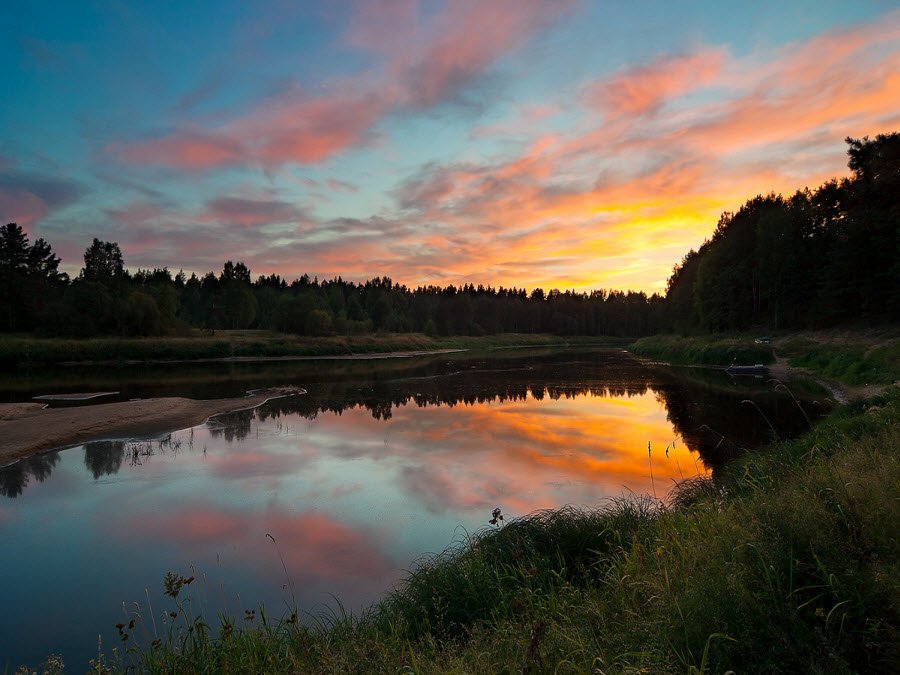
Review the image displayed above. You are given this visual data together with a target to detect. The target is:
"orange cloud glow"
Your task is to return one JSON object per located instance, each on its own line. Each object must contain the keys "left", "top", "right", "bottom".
{"left": 378, "top": 13, "right": 900, "bottom": 292}
{"left": 113, "top": 1, "right": 571, "bottom": 171}
{"left": 94, "top": 8, "right": 900, "bottom": 295}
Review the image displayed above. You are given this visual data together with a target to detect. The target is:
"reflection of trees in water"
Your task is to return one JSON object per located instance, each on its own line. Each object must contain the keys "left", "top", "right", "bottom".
{"left": 1, "top": 435, "right": 186, "bottom": 498}
{"left": 654, "top": 380, "right": 822, "bottom": 474}
{"left": 254, "top": 377, "right": 654, "bottom": 423}
{"left": 208, "top": 413, "right": 253, "bottom": 442}
{"left": 83, "top": 436, "right": 183, "bottom": 480}
{"left": 248, "top": 353, "right": 821, "bottom": 475}
{"left": 83, "top": 435, "right": 185, "bottom": 478}
{"left": 84, "top": 441, "right": 126, "bottom": 479}
{"left": 0, "top": 451, "right": 60, "bottom": 498}
{"left": 254, "top": 353, "right": 656, "bottom": 423}
{"left": 1, "top": 352, "right": 824, "bottom": 495}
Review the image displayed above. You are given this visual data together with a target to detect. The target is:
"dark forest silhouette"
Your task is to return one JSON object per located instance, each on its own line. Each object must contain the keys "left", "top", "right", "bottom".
{"left": 1, "top": 134, "right": 897, "bottom": 339}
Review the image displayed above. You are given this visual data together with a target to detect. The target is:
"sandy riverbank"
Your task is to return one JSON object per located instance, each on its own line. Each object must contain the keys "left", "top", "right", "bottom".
{"left": 0, "top": 387, "right": 303, "bottom": 467}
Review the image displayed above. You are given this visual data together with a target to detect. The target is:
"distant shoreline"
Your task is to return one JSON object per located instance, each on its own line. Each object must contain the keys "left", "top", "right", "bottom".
{"left": 63, "top": 347, "right": 468, "bottom": 366}
{"left": 0, "top": 387, "right": 304, "bottom": 467}
{"left": 0, "top": 332, "right": 620, "bottom": 372}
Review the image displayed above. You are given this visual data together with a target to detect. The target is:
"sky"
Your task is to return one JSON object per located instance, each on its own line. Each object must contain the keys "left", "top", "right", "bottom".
{"left": 1, "top": 1, "right": 898, "bottom": 294}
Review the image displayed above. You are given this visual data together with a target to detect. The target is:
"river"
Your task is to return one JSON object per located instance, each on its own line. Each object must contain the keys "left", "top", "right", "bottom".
{"left": 0, "top": 348, "right": 823, "bottom": 669}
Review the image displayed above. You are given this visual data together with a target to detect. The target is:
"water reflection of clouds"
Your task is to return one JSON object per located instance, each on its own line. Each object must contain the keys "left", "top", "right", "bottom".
{"left": 279, "top": 389, "right": 706, "bottom": 516}
{"left": 113, "top": 504, "right": 396, "bottom": 584}
{"left": 204, "top": 449, "right": 308, "bottom": 482}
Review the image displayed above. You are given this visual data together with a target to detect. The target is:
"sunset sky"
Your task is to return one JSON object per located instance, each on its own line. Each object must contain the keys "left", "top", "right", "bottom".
{"left": 2, "top": 1, "right": 898, "bottom": 293}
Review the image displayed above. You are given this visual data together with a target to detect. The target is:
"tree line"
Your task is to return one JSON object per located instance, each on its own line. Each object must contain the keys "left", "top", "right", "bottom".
{"left": 1, "top": 133, "right": 896, "bottom": 339}
{"left": 665, "top": 133, "right": 899, "bottom": 331}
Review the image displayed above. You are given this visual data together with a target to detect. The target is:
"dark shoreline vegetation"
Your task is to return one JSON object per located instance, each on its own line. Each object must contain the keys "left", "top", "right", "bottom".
{"left": 67, "top": 386, "right": 895, "bottom": 674}
{"left": 1, "top": 134, "right": 897, "bottom": 346}
{"left": 630, "top": 333, "right": 900, "bottom": 386}
{"left": 0, "top": 332, "right": 619, "bottom": 373}
{"left": 629, "top": 334, "right": 776, "bottom": 367}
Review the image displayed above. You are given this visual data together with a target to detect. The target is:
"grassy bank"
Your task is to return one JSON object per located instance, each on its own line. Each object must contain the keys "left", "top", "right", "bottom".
{"left": 76, "top": 387, "right": 898, "bottom": 674}
{"left": 629, "top": 334, "right": 775, "bottom": 366}
{"left": 779, "top": 336, "right": 900, "bottom": 386}
{"left": 0, "top": 332, "right": 620, "bottom": 372}
{"left": 630, "top": 332, "right": 900, "bottom": 389}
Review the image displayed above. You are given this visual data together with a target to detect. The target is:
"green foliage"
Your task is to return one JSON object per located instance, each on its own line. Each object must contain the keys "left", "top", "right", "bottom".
{"left": 629, "top": 334, "right": 775, "bottom": 366}
{"left": 783, "top": 339, "right": 900, "bottom": 386}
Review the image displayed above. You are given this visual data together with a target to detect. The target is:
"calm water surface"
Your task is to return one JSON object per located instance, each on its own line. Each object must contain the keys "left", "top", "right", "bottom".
{"left": 0, "top": 349, "right": 820, "bottom": 668}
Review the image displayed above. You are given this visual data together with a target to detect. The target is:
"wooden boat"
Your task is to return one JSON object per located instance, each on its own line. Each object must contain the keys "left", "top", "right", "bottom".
{"left": 726, "top": 364, "right": 768, "bottom": 376}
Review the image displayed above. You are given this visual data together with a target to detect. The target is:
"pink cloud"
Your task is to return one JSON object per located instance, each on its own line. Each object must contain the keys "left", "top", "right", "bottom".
{"left": 117, "top": 131, "right": 244, "bottom": 170}
{"left": 0, "top": 186, "right": 49, "bottom": 227}
{"left": 204, "top": 449, "right": 306, "bottom": 480}
{"left": 114, "top": 1, "right": 572, "bottom": 171}
{"left": 274, "top": 512, "right": 395, "bottom": 580}
{"left": 136, "top": 508, "right": 245, "bottom": 544}
{"left": 106, "top": 202, "right": 167, "bottom": 228}
{"left": 469, "top": 103, "right": 564, "bottom": 139}
{"left": 90, "top": 8, "right": 900, "bottom": 295}
{"left": 203, "top": 196, "right": 307, "bottom": 227}
{"left": 0, "top": 172, "right": 81, "bottom": 229}
{"left": 325, "top": 178, "right": 358, "bottom": 193}
{"left": 586, "top": 48, "right": 727, "bottom": 116}
{"left": 382, "top": 0, "right": 572, "bottom": 108}
{"left": 375, "top": 12, "right": 900, "bottom": 291}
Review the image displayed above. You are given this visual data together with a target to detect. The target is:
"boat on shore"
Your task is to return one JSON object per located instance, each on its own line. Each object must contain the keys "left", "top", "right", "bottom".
{"left": 726, "top": 364, "right": 769, "bottom": 376}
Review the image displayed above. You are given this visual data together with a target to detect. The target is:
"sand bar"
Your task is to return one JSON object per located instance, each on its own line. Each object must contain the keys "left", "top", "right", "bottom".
{"left": 33, "top": 391, "right": 120, "bottom": 402}
{"left": 0, "top": 386, "right": 303, "bottom": 467}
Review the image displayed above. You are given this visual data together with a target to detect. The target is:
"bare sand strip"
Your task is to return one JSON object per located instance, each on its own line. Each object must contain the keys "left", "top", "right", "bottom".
{"left": 0, "top": 387, "right": 303, "bottom": 467}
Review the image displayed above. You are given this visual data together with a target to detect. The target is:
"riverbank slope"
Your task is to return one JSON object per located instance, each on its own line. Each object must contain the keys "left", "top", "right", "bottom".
{"left": 630, "top": 329, "right": 900, "bottom": 402}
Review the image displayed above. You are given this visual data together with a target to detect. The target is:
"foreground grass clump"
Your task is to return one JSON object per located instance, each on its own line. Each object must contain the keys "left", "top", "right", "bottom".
{"left": 629, "top": 334, "right": 775, "bottom": 366}
{"left": 95, "top": 389, "right": 897, "bottom": 673}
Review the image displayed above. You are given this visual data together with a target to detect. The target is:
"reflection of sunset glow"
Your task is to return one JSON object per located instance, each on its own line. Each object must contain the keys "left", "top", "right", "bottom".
{"left": 1, "top": 365, "right": 782, "bottom": 668}
{"left": 285, "top": 389, "right": 707, "bottom": 516}
{"left": 119, "top": 506, "right": 395, "bottom": 583}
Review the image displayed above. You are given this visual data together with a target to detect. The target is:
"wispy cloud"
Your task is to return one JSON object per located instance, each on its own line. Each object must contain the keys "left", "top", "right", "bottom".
{"left": 113, "top": 0, "right": 573, "bottom": 171}
{"left": 23, "top": 5, "right": 900, "bottom": 293}
{"left": 378, "top": 10, "right": 900, "bottom": 291}
{"left": 0, "top": 170, "right": 83, "bottom": 230}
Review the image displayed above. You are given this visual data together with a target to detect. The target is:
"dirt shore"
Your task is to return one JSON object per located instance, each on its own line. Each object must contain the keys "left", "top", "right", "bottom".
{"left": 0, "top": 387, "right": 303, "bottom": 467}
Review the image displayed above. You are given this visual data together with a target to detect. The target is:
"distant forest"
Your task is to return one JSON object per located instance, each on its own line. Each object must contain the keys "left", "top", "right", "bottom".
{"left": 1, "top": 134, "right": 897, "bottom": 339}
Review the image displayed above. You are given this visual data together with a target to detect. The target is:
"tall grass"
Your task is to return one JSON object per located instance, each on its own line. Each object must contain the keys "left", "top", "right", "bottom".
{"left": 84, "top": 388, "right": 899, "bottom": 673}
{"left": 781, "top": 338, "right": 900, "bottom": 386}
